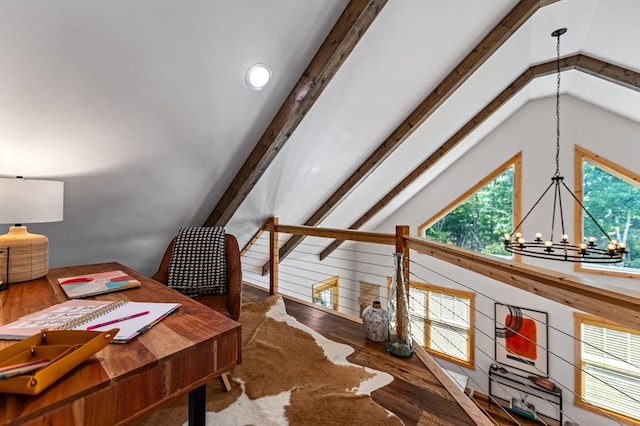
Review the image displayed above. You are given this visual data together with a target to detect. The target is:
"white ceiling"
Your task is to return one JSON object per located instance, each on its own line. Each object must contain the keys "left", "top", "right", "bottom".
{"left": 1, "top": 0, "right": 639, "bottom": 275}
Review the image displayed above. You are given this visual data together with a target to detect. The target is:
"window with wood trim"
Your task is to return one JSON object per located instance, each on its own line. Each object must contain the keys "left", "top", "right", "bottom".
{"left": 574, "top": 313, "right": 640, "bottom": 423}
{"left": 574, "top": 146, "right": 640, "bottom": 276}
{"left": 312, "top": 276, "right": 339, "bottom": 311}
{"left": 409, "top": 281, "right": 475, "bottom": 368}
{"left": 418, "top": 153, "right": 521, "bottom": 259}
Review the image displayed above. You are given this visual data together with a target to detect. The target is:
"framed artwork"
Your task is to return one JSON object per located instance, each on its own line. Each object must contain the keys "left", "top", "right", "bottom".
{"left": 495, "top": 303, "right": 548, "bottom": 376}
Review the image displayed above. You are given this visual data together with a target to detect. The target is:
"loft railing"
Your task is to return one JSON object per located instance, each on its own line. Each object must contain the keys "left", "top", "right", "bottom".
{"left": 239, "top": 217, "right": 640, "bottom": 426}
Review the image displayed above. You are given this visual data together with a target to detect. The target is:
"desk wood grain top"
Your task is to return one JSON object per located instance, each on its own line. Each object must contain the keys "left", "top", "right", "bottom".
{"left": 0, "top": 262, "right": 241, "bottom": 426}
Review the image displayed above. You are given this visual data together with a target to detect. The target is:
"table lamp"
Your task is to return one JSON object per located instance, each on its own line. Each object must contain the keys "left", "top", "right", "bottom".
{"left": 0, "top": 177, "right": 64, "bottom": 283}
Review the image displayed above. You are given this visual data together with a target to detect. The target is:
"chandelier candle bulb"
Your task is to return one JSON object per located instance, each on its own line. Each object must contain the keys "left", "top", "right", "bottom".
{"left": 535, "top": 233, "right": 543, "bottom": 241}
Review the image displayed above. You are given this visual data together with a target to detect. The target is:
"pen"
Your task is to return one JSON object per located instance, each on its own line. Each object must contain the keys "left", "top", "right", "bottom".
{"left": 86, "top": 310, "right": 150, "bottom": 330}
{"left": 0, "top": 359, "right": 49, "bottom": 380}
{"left": 0, "top": 359, "right": 49, "bottom": 373}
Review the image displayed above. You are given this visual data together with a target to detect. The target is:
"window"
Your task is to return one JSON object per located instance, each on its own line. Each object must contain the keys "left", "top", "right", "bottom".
{"left": 575, "top": 146, "right": 640, "bottom": 276}
{"left": 575, "top": 313, "right": 640, "bottom": 423}
{"left": 418, "top": 153, "right": 521, "bottom": 258}
{"left": 409, "top": 281, "right": 475, "bottom": 368}
{"left": 312, "top": 276, "right": 339, "bottom": 311}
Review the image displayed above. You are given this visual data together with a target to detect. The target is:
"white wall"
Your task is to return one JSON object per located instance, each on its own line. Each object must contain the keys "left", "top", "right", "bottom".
{"left": 368, "top": 95, "right": 640, "bottom": 426}
{"left": 0, "top": 1, "right": 347, "bottom": 277}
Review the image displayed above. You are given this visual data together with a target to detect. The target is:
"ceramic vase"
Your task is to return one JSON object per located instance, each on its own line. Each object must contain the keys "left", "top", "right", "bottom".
{"left": 362, "top": 301, "right": 388, "bottom": 342}
{"left": 387, "top": 252, "right": 413, "bottom": 357}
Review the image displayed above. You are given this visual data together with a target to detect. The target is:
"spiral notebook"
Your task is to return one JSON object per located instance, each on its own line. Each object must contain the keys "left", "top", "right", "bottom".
{"left": 0, "top": 299, "right": 181, "bottom": 343}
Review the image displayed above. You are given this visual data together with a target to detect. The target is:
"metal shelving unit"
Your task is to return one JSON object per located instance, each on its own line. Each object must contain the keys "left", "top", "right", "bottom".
{"left": 489, "top": 367, "right": 562, "bottom": 425}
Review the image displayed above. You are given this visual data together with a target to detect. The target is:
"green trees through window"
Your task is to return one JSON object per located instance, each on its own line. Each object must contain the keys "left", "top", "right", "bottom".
{"left": 312, "top": 277, "right": 339, "bottom": 310}
{"left": 582, "top": 160, "right": 640, "bottom": 270}
{"left": 421, "top": 163, "right": 516, "bottom": 257}
{"left": 419, "top": 148, "right": 639, "bottom": 275}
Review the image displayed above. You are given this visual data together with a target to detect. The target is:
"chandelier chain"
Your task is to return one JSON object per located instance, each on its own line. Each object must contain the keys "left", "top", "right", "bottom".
{"left": 555, "top": 31, "right": 561, "bottom": 177}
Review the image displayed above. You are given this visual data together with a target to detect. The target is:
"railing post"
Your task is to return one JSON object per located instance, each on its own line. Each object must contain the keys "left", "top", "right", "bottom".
{"left": 269, "top": 217, "right": 279, "bottom": 295}
{"left": 395, "top": 225, "right": 410, "bottom": 291}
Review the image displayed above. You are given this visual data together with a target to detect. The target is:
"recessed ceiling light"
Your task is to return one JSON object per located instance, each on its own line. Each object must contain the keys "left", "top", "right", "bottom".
{"left": 246, "top": 63, "right": 271, "bottom": 90}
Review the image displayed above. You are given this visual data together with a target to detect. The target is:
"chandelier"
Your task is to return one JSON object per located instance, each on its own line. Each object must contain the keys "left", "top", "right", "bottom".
{"left": 502, "top": 28, "right": 626, "bottom": 263}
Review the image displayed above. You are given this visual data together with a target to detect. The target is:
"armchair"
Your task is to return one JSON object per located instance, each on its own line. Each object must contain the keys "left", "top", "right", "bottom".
{"left": 153, "top": 233, "right": 242, "bottom": 321}
{"left": 153, "top": 231, "right": 242, "bottom": 391}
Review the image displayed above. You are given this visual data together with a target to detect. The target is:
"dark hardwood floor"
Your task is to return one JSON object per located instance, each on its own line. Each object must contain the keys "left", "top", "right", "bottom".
{"left": 243, "top": 284, "right": 546, "bottom": 426}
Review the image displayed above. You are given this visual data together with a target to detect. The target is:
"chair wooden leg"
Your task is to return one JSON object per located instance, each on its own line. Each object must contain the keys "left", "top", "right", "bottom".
{"left": 219, "top": 372, "right": 232, "bottom": 392}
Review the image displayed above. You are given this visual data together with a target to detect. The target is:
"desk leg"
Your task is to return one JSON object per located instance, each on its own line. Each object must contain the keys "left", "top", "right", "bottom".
{"left": 188, "top": 384, "right": 206, "bottom": 426}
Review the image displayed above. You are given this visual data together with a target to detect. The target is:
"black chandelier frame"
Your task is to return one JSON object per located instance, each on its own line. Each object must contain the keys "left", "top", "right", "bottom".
{"left": 502, "top": 28, "right": 626, "bottom": 264}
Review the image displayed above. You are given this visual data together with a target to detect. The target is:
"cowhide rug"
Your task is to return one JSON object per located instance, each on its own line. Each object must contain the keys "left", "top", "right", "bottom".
{"left": 136, "top": 295, "right": 402, "bottom": 426}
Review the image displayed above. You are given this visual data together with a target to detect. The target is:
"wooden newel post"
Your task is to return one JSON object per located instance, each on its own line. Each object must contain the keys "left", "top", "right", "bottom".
{"left": 387, "top": 225, "right": 412, "bottom": 357}
{"left": 394, "top": 226, "right": 410, "bottom": 341}
{"left": 269, "top": 217, "right": 279, "bottom": 296}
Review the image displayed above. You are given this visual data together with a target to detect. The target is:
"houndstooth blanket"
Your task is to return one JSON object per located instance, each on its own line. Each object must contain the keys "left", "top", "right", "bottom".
{"left": 166, "top": 227, "right": 227, "bottom": 297}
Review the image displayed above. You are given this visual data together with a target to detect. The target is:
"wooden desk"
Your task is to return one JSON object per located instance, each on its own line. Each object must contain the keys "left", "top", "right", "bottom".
{"left": 0, "top": 262, "right": 241, "bottom": 426}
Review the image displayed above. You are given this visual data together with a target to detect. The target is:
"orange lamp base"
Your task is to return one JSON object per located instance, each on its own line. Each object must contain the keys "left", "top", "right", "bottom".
{"left": 0, "top": 226, "right": 49, "bottom": 284}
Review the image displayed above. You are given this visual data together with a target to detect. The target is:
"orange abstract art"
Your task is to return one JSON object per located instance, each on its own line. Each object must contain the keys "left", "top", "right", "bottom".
{"left": 495, "top": 304, "right": 548, "bottom": 376}
{"left": 505, "top": 314, "right": 537, "bottom": 361}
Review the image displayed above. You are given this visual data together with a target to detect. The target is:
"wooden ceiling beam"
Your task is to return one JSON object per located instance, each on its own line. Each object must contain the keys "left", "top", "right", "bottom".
{"left": 261, "top": 0, "right": 555, "bottom": 273}
{"left": 203, "top": 0, "right": 388, "bottom": 227}
{"left": 575, "top": 54, "right": 640, "bottom": 90}
{"left": 319, "top": 54, "right": 640, "bottom": 259}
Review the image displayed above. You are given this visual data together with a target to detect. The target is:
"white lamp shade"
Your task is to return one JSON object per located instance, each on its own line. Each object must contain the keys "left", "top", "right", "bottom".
{"left": 0, "top": 177, "right": 64, "bottom": 224}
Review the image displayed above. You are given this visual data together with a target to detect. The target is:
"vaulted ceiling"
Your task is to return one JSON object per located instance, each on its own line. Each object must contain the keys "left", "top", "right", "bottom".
{"left": 1, "top": 0, "right": 639, "bottom": 276}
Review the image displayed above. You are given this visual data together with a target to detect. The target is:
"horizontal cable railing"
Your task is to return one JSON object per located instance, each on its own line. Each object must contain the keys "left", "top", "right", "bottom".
{"left": 245, "top": 241, "right": 393, "bottom": 314}
{"left": 408, "top": 260, "right": 637, "bottom": 426}
{"left": 238, "top": 219, "right": 640, "bottom": 426}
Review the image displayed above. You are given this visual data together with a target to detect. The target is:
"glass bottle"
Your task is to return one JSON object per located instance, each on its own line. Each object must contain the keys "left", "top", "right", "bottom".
{"left": 387, "top": 252, "right": 412, "bottom": 357}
